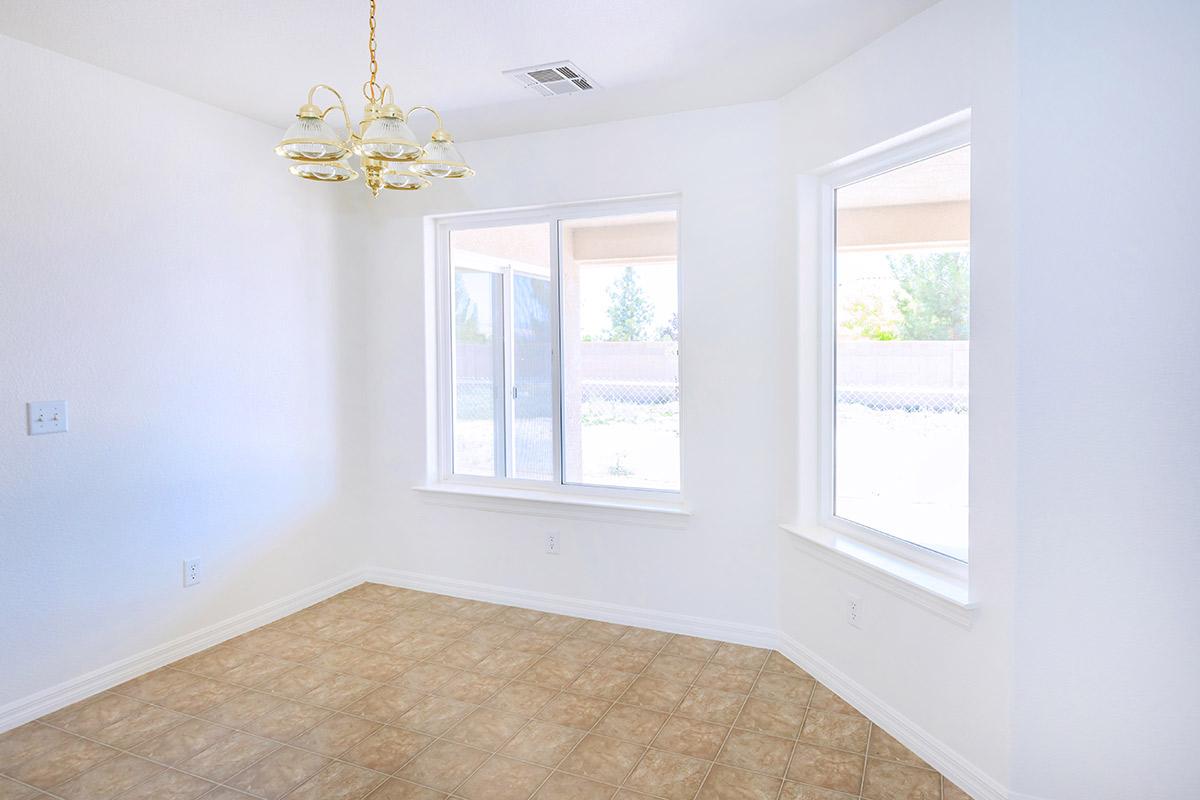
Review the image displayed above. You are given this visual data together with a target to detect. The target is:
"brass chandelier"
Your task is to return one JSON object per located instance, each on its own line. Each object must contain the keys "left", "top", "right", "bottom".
{"left": 273, "top": 0, "right": 474, "bottom": 196}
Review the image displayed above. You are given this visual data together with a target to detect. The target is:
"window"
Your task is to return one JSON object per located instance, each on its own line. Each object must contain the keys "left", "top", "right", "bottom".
{"left": 828, "top": 140, "right": 970, "bottom": 562}
{"left": 438, "top": 199, "right": 681, "bottom": 496}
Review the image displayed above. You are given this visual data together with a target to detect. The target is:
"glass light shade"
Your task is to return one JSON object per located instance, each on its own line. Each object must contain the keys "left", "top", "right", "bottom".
{"left": 381, "top": 168, "right": 430, "bottom": 191}
{"left": 275, "top": 116, "right": 348, "bottom": 161}
{"left": 289, "top": 160, "right": 358, "bottom": 182}
{"left": 359, "top": 116, "right": 422, "bottom": 161}
{"left": 409, "top": 138, "right": 474, "bottom": 178}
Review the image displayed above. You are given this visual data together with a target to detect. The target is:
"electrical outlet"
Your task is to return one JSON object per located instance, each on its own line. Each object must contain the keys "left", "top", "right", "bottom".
{"left": 545, "top": 533, "right": 560, "bottom": 555}
{"left": 847, "top": 594, "right": 862, "bottom": 629}
{"left": 183, "top": 558, "right": 201, "bottom": 587}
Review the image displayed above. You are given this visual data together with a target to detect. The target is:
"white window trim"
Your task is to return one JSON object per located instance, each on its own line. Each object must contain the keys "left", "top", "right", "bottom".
{"left": 788, "top": 114, "right": 976, "bottom": 622}
{"left": 423, "top": 194, "right": 687, "bottom": 516}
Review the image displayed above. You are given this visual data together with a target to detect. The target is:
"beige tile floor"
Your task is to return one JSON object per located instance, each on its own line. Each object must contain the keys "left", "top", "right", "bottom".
{"left": 0, "top": 583, "right": 973, "bottom": 800}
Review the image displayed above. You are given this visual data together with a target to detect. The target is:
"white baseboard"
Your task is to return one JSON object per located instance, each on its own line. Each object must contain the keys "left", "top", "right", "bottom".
{"left": 0, "top": 569, "right": 366, "bottom": 734}
{"left": 777, "top": 632, "right": 1009, "bottom": 800}
{"left": 366, "top": 567, "right": 779, "bottom": 650}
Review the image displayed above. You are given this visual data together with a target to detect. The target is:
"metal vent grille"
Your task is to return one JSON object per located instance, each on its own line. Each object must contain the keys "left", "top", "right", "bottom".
{"left": 504, "top": 61, "right": 598, "bottom": 96}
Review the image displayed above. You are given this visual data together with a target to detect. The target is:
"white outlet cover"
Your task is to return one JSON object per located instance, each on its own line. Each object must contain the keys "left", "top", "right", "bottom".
{"left": 847, "top": 594, "right": 863, "bottom": 629}
{"left": 27, "top": 401, "right": 68, "bottom": 435}
{"left": 183, "top": 558, "right": 201, "bottom": 587}
{"left": 545, "top": 533, "right": 560, "bottom": 555}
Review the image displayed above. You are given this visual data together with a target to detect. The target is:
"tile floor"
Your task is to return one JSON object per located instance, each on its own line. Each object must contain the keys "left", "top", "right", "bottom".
{"left": 0, "top": 583, "right": 973, "bottom": 800}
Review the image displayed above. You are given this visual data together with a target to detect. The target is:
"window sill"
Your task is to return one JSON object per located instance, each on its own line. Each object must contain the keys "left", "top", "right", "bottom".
{"left": 414, "top": 483, "right": 691, "bottom": 528}
{"left": 779, "top": 523, "right": 976, "bottom": 627}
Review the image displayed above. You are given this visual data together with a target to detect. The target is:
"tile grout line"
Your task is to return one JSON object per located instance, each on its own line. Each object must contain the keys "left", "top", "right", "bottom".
{"left": 581, "top": 630, "right": 702, "bottom": 799}
{"left": 687, "top": 648, "right": 773, "bottom": 800}
{"left": 859, "top": 721, "right": 874, "bottom": 799}
{"left": 773, "top": 701, "right": 812, "bottom": 800}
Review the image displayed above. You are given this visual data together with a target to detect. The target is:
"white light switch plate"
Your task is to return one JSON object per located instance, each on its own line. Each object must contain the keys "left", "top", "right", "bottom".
{"left": 27, "top": 401, "right": 68, "bottom": 435}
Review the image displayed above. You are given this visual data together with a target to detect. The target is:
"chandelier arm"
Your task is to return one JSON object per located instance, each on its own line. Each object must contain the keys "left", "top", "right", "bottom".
{"left": 320, "top": 104, "right": 357, "bottom": 141}
{"left": 306, "top": 83, "right": 346, "bottom": 106}
{"left": 407, "top": 105, "right": 445, "bottom": 130}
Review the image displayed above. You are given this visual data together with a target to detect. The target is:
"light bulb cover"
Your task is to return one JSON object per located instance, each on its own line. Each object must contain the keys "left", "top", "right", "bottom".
{"left": 408, "top": 132, "right": 474, "bottom": 178}
{"left": 359, "top": 111, "right": 423, "bottom": 162}
{"left": 275, "top": 113, "right": 349, "bottom": 162}
{"left": 381, "top": 168, "right": 431, "bottom": 191}
{"left": 289, "top": 160, "right": 358, "bottom": 182}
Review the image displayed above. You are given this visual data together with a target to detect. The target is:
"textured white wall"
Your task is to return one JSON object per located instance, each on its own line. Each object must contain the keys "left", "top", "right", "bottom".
{"left": 0, "top": 36, "right": 370, "bottom": 709}
{"left": 1009, "top": 2, "right": 1200, "bottom": 798}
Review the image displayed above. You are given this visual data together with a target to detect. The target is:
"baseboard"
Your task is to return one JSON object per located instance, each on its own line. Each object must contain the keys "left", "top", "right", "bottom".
{"left": 367, "top": 567, "right": 779, "bottom": 649}
{"left": 777, "top": 632, "right": 1010, "bottom": 800}
{"left": 0, "top": 569, "right": 367, "bottom": 734}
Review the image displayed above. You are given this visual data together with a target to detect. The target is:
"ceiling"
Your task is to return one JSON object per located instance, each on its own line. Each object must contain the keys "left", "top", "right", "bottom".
{"left": 0, "top": 0, "right": 937, "bottom": 142}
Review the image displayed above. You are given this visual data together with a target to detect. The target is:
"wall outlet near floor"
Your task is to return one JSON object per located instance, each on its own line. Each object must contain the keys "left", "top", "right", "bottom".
{"left": 847, "top": 594, "right": 863, "bottom": 628}
{"left": 545, "top": 533, "right": 560, "bottom": 555}
{"left": 183, "top": 558, "right": 201, "bottom": 587}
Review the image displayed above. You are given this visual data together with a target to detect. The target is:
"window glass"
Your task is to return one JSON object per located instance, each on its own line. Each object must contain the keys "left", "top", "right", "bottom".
{"left": 834, "top": 145, "right": 970, "bottom": 560}
{"left": 450, "top": 267, "right": 503, "bottom": 476}
{"left": 450, "top": 223, "right": 550, "bottom": 478}
{"left": 560, "top": 213, "right": 680, "bottom": 490}
{"left": 444, "top": 208, "right": 680, "bottom": 493}
{"left": 513, "top": 272, "right": 554, "bottom": 480}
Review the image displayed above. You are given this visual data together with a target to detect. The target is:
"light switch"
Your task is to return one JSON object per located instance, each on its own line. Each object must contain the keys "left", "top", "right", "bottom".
{"left": 27, "top": 401, "right": 68, "bottom": 435}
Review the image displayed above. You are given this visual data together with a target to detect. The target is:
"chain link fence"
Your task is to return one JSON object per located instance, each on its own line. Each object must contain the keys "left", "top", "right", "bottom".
{"left": 837, "top": 386, "right": 967, "bottom": 414}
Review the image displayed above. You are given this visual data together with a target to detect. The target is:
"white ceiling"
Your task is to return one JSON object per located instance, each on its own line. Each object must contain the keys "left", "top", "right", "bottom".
{"left": 0, "top": 0, "right": 937, "bottom": 142}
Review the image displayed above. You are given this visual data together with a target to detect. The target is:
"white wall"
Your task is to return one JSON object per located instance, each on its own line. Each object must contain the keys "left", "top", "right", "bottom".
{"left": 777, "top": 0, "right": 1200, "bottom": 797}
{"left": 778, "top": 0, "right": 1016, "bottom": 791}
{"left": 1009, "top": 2, "right": 1200, "bottom": 798}
{"left": 0, "top": 36, "right": 369, "bottom": 711}
{"left": 354, "top": 101, "right": 786, "bottom": 632}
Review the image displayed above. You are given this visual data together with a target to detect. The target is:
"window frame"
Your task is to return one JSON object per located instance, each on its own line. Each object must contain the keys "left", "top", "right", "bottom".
{"left": 818, "top": 121, "right": 972, "bottom": 581}
{"left": 432, "top": 194, "right": 684, "bottom": 505}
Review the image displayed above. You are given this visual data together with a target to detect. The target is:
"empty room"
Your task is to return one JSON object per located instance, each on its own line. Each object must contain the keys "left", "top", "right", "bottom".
{"left": 1, "top": 1, "right": 1196, "bottom": 799}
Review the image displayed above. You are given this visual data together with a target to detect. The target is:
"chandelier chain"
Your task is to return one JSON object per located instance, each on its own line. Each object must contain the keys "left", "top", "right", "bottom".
{"left": 367, "top": 0, "right": 379, "bottom": 101}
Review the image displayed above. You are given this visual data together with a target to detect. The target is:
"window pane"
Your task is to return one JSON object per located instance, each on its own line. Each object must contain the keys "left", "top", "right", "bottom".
{"left": 450, "top": 223, "right": 552, "bottom": 480}
{"left": 513, "top": 272, "right": 553, "bottom": 480}
{"left": 834, "top": 146, "right": 970, "bottom": 560}
{"left": 450, "top": 268, "right": 503, "bottom": 477}
{"left": 560, "top": 212, "right": 680, "bottom": 490}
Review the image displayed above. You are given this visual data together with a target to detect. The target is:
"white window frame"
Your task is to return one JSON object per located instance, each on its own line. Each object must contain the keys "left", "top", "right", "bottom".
{"left": 817, "top": 121, "right": 972, "bottom": 587}
{"left": 430, "top": 195, "right": 685, "bottom": 509}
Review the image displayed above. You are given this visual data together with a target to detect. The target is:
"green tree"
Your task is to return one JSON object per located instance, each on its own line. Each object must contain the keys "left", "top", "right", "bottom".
{"left": 603, "top": 266, "right": 655, "bottom": 341}
{"left": 889, "top": 251, "right": 970, "bottom": 340}
{"left": 454, "top": 274, "right": 487, "bottom": 342}
{"left": 657, "top": 312, "right": 679, "bottom": 342}
{"left": 841, "top": 297, "right": 898, "bottom": 341}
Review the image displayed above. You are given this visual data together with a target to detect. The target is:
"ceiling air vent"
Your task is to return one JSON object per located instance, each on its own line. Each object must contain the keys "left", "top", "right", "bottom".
{"left": 504, "top": 61, "right": 598, "bottom": 97}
